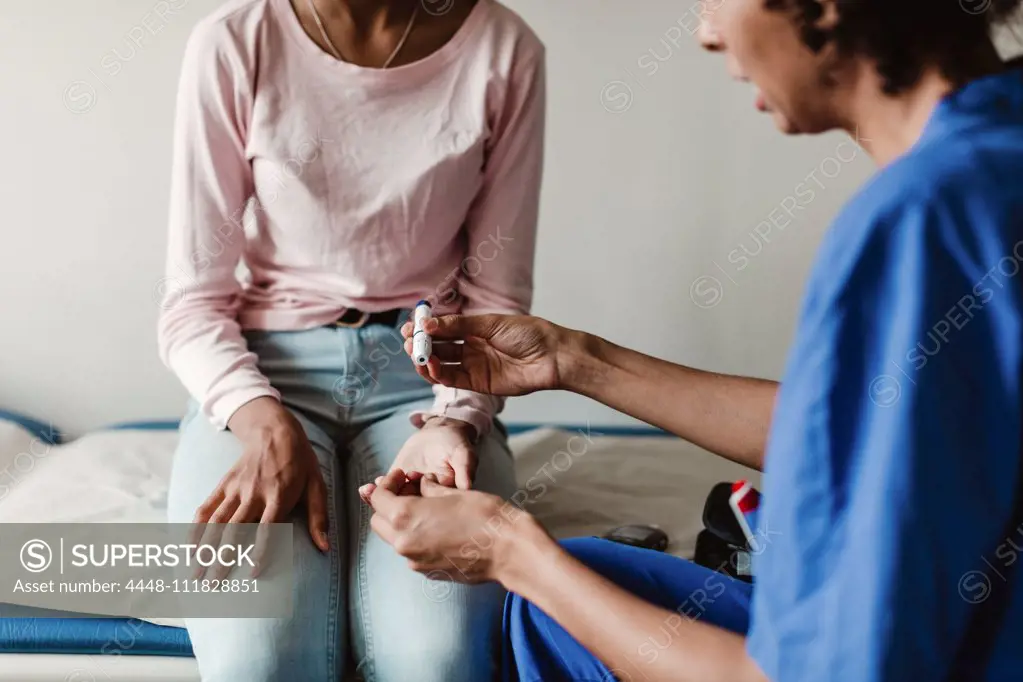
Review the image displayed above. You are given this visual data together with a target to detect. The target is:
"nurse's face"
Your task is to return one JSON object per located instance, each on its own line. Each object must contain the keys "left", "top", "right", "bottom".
{"left": 698, "top": 0, "right": 839, "bottom": 135}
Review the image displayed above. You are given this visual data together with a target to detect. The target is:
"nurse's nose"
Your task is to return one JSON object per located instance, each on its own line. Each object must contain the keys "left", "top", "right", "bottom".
{"left": 697, "top": 5, "right": 724, "bottom": 52}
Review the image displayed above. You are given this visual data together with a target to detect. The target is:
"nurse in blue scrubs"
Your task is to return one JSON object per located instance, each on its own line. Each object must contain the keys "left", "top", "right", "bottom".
{"left": 364, "top": 1, "right": 1023, "bottom": 680}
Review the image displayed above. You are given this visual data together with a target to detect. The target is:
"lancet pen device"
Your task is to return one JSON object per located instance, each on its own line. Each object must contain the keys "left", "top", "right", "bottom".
{"left": 412, "top": 300, "right": 433, "bottom": 366}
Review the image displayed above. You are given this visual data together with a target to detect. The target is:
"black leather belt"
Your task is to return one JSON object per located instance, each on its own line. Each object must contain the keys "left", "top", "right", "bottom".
{"left": 331, "top": 307, "right": 403, "bottom": 329}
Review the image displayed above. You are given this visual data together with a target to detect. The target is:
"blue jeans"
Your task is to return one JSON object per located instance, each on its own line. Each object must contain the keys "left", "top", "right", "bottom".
{"left": 503, "top": 538, "right": 754, "bottom": 682}
{"left": 167, "top": 324, "right": 516, "bottom": 682}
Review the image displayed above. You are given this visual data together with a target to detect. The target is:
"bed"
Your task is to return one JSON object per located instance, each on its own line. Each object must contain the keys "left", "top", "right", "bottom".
{"left": 0, "top": 411, "right": 758, "bottom": 681}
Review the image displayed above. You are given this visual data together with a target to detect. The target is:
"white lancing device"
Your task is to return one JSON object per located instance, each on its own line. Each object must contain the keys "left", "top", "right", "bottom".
{"left": 412, "top": 300, "right": 433, "bottom": 366}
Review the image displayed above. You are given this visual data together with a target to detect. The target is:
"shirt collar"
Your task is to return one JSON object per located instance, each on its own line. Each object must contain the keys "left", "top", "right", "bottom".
{"left": 921, "top": 66, "right": 1023, "bottom": 144}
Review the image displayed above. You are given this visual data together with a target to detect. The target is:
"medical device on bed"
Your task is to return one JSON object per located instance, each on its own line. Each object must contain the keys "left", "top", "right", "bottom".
{"left": 603, "top": 525, "right": 669, "bottom": 552}
{"left": 728, "top": 480, "right": 762, "bottom": 553}
{"left": 412, "top": 300, "right": 433, "bottom": 366}
{"left": 693, "top": 481, "right": 760, "bottom": 583}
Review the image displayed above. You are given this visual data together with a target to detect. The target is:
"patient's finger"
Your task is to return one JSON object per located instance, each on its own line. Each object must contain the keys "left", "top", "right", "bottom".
{"left": 432, "top": 463, "right": 456, "bottom": 488}
{"left": 306, "top": 473, "right": 330, "bottom": 553}
{"left": 396, "top": 470, "right": 424, "bottom": 497}
{"left": 250, "top": 501, "right": 281, "bottom": 578}
{"left": 363, "top": 477, "right": 421, "bottom": 501}
{"left": 400, "top": 321, "right": 414, "bottom": 339}
{"left": 190, "top": 488, "right": 225, "bottom": 546}
{"left": 214, "top": 504, "right": 255, "bottom": 580}
{"left": 359, "top": 472, "right": 417, "bottom": 505}
{"left": 420, "top": 475, "right": 459, "bottom": 498}
{"left": 378, "top": 468, "right": 407, "bottom": 495}
{"left": 450, "top": 452, "right": 476, "bottom": 491}
{"left": 195, "top": 499, "right": 239, "bottom": 578}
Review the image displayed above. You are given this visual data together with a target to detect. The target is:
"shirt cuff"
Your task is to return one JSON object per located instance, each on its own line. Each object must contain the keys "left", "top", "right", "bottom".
{"left": 408, "top": 388, "right": 503, "bottom": 441}
{"left": 204, "top": 386, "right": 282, "bottom": 431}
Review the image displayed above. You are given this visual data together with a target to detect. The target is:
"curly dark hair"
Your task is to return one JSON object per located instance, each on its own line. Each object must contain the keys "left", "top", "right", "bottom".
{"left": 764, "top": 0, "right": 1023, "bottom": 94}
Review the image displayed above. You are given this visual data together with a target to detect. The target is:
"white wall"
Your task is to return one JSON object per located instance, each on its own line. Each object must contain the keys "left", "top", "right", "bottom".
{"left": 0, "top": 0, "right": 878, "bottom": 434}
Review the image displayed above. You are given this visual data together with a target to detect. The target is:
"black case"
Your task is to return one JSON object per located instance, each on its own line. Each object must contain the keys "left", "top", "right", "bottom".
{"left": 693, "top": 482, "right": 754, "bottom": 583}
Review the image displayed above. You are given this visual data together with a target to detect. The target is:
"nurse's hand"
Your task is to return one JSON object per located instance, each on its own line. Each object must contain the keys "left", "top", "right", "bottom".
{"left": 387, "top": 416, "right": 477, "bottom": 490}
{"left": 400, "top": 314, "right": 574, "bottom": 397}
{"left": 366, "top": 469, "right": 541, "bottom": 585}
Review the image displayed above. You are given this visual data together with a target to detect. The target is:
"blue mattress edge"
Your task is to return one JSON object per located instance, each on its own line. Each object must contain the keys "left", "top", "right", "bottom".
{"left": 1, "top": 412, "right": 672, "bottom": 439}
{"left": 103, "top": 419, "right": 671, "bottom": 437}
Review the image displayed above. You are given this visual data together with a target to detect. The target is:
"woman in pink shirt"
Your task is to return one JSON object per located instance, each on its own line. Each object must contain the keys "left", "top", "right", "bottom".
{"left": 157, "top": 0, "right": 545, "bottom": 679}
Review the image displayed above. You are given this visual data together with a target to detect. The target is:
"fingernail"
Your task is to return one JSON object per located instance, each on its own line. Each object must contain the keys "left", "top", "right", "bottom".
{"left": 319, "top": 531, "right": 329, "bottom": 551}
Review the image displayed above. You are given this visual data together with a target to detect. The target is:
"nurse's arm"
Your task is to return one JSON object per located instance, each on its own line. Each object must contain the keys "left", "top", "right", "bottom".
{"left": 417, "top": 314, "right": 777, "bottom": 471}
{"left": 501, "top": 522, "right": 768, "bottom": 682}
{"left": 562, "top": 332, "right": 777, "bottom": 471}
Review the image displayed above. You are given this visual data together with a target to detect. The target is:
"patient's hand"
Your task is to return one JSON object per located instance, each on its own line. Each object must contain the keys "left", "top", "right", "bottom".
{"left": 400, "top": 314, "right": 568, "bottom": 396}
{"left": 192, "top": 397, "right": 330, "bottom": 567}
{"left": 387, "top": 416, "right": 477, "bottom": 490}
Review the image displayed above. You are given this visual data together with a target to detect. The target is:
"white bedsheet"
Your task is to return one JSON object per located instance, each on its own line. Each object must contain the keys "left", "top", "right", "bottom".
{"left": 510, "top": 426, "right": 760, "bottom": 556}
{"left": 0, "top": 420, "right": 760, "bottom": 635}
{"left": 0, "top": 422, "right": 175, "bottom": 525}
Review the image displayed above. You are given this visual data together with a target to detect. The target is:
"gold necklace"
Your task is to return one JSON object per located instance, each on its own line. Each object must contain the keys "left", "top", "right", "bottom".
{"left": 306, "top": 0, "right": 420, "bottom": 69}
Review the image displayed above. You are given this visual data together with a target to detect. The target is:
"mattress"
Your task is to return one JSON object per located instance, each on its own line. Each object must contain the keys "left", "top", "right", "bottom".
{"left": 0, "top": 415, "right": 758, "bottom": 677}
{"left": 0, "top": 654, "right": 198, "bottom": 681}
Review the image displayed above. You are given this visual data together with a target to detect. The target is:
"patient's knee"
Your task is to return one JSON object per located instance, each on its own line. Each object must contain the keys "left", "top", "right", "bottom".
{"left": 188, "top": 617, "right": 333, "bottom": 682}
{"left": 198, "top": 654, "right": 285, "bottom": 682}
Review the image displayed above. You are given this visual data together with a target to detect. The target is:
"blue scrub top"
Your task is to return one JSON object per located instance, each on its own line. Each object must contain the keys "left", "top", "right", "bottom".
{"left": 748, "top": 68, "right": 1023, "bottom": 681}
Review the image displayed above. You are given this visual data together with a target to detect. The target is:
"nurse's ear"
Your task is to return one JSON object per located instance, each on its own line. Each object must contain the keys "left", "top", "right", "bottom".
{"left": 786, "top": 0, "right": 845, "bottom": 93}
{"left": 796, "top": 0, "right": 840, "bottom": 52}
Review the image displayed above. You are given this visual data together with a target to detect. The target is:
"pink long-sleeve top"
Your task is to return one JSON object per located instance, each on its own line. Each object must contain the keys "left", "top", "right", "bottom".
{"left": 157, "top": 0, "right": 546, "bottom": 437}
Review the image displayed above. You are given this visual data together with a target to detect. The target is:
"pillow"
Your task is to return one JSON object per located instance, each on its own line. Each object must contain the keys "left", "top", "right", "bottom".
{"left": 0, "top": 409, "right": 60, "bottom": 444}
{"left": 0, "top": 412, "right": 61, "bottom": 498}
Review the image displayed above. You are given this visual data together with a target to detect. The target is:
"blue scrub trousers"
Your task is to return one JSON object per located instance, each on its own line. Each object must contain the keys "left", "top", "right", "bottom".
{"left": 503, "top": 537, "right": 753, "bottom": 682}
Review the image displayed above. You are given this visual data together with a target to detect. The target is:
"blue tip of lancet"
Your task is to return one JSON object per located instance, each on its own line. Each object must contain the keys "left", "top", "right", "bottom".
{"left": 416, "top": 299, "right": 431, "bottom": 308}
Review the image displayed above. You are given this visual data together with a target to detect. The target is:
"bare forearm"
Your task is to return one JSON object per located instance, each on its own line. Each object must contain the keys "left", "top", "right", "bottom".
{"left": 557, "top": 330, "right": 777, "bottom": 471}
{"left": 500, "top": 521, "right": 765, "bottom": 682}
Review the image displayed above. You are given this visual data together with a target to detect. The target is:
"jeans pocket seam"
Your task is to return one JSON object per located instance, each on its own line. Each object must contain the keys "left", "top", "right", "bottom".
{"left": 355, "top": 455, "right": 376, "bottom": 682}
{"left": 325, "top": 457, "right": 341, "bottom": 679}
